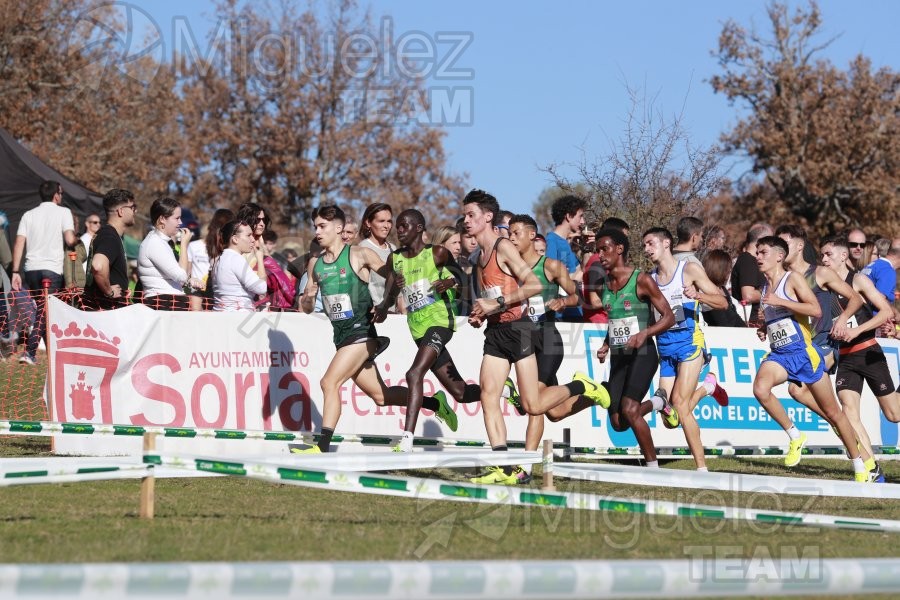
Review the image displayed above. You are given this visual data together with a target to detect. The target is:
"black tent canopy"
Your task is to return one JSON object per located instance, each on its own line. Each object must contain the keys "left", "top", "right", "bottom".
{"left": 0, "top": 127, "right": 104, "bottom": 244}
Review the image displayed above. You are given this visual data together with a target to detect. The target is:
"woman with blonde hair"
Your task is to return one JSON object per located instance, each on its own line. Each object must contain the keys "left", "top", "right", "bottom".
{"left": 429, "top": 225, "right": 461, "bottom": 261}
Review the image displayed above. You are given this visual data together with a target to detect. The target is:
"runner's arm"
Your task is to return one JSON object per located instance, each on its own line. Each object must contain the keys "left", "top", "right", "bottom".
{"left": 683, "top": 262, "right": 728, "bottom": 310}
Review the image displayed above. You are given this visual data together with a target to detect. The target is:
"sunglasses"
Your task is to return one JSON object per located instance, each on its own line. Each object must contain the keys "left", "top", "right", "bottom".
{"left": 87, "top": 220, "right": 100, "bottom": 224}
{"left": 848, "top": 242, "right": 865, "bottom": 248}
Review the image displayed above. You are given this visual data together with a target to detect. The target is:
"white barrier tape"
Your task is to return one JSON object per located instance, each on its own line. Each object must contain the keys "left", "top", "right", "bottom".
{"left": 0, "top": 457, "right": 223, "bottom": 486}
{"left": 568, "top": 453, "right": 900, "bottom": 461}
{"left": 0, "top": 420, "right": 531, "bottom": 449}
{"left": 1, "top": 559, "right": 899, "bottom": 599}
{"left": 146, "top": 453, "right": 900, "bottom": 533}
{"left": 0, "top": 469, "right": 152, "bottom": 487}
{"left": 568, "top": 445, "right": 900, "bottom": 458}
{"left": 273, "top": 450, "right": 541, "bottom": 472}
{"left": 554, "top": 463, "right": 900, "bottom": 499}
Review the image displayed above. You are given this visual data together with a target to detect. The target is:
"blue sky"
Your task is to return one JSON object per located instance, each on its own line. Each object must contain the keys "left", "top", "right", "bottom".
{"left": 130, "top": 1, "right": 900, "bottom": 216}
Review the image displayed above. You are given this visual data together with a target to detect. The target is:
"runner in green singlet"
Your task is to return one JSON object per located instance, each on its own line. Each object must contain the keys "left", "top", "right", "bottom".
{"left": 378, "top": 209, "right": 492, "bottom": 452}
{"left": 293, "top": 205, "right": 454, "bottom": 454}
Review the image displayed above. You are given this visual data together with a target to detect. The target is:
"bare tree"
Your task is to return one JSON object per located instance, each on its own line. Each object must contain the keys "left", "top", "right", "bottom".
{"left": 545, "top": 82, "right": 724, "bottom": 265}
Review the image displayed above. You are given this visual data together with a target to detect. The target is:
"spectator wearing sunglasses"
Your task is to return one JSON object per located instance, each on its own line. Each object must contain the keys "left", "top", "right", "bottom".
{"left": 847, "top": 228, "right": 867, "bottom": 270}
{"left": 81, "top": 213, "right": 101, "bottom": 251}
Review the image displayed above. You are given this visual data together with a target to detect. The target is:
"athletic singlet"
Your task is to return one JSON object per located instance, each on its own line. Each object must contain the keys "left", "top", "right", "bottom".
{"left": 582, "top": 254, "right": 608, "bottom": 324}
{"left": 314, "top": 245, "right": 373, "bottom": 344}
{"left": 527, "top": 256, "right": 559, "bottom": 323}
{"left": 761, "top": 272, "right": 816, "bottom": 354}
{"left": 651, "top": 260, "right": 704, "bottom": 351}
{"left": 601, "top": 269, "right": 650, "bottom": 349}
{"left": 392, "top": 244, "right": 456, "bottom": 339}
{"left": 804, "top": 265, "right": 837, "bottom": 342}
{"left": 838, "top": 270, "right": 876, "bottom": 348}
{"left": 478, "top": 238, "right": 524, "bottom": 324}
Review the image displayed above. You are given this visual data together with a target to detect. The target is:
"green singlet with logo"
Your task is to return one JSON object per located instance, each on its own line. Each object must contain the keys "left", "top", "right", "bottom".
{"left": 527, "top": 256, "right": 559, "bottom": 323}
{"left": 601, "top": 269, "right": 649, "bottom": 349}
{"left": 314, "top": 245, "right": 374, "bottom": 346}
{"left": 392, "top": 245, "right": 456, "bottom": 340}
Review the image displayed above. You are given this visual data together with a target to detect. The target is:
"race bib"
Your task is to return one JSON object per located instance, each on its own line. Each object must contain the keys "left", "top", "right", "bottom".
{"left": 402, "top": 278, "right": 436, "bottom": 312}
{"left": 527, "top": 296, "right": 547, "bottom": 322}
{"left": 609, "top": 316, "right": 640, "bottom": 347}
{"left": 846, "top": 315, "right": 859, "bottom": 329}
{"left": 767, "top": 317, "right": 800, "bottom": 349}
{"left": 324, "top": 293, "right": 354, "bottom": 321}
{"left": 655, "top": 293, "right": 686, "bottom": 326}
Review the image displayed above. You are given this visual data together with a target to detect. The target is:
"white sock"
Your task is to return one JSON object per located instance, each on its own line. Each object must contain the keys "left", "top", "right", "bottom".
{"left": 646, "top": 460, "right": 659, "bottom": 468}
{"left": 697, "top": 467, "right": 708, "bottom": 472}
{"left": 399, "top": 431, "right": 414, "bottom": 452}
{"left": 522, "top": 464, "right": 532, "bottom": 475}
{"left": 651, "top": 394, "right": 665, "bottom": 412}
{"left": 851, "top": 456, "right": 865, "bottom": 474}
{"left": 786, "top": 425, "right": 800, "bottom": 441}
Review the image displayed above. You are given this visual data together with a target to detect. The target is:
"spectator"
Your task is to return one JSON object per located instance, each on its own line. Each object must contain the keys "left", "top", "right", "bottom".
{"left": 341, "top": 221, "right": 359, "bottom": 245}
{"left": 672, "top": 216, "right": 703, "bottom": 264}
{"left": 702, "top": 249, "right": 746, "bottom": 327}
{"left": 10, "top": 180, "right": 76, "bottom": 365}
{"left": 546, "top": 194, "right": 585, "bottom": 278}
{"left": 85, "top": 189, "right": 136, "bottom": 310}
{"left": 358, "top": 202, "right": 397, "bottom": 308}
{"left": 495, "top": 209, "right": 513, "bottom": 239}
{"left": 296, "top": 239, "right": 324, "bottom": 313}
{"left": 263, "top": 229, "right": 278, "bottom": 255}
{"left": 430, "top": 225, "right": 461, "bottom": 261}
{"left": 80, "top": 213, "right": 101, "bottom": 254}
{"left": 63, "top": 214, "right": 88, "bottom": 291}
{"left": 137, "top": 197, "right": 192, "bottom": 311}
{"left": 211, "top": 220, "right": 267, "bottom": 311}
{"left": 534, "top": 233, "right": 546, "bottom": 256}
{"left": 730, "top": 223, "right": 772, "bottom": 325}
{"left": 863, "top": 240, "right": 899, "bottom": 307}
{"left": 187, "top": 208, "right": 233, "bottom": 311}
{"left": 847, "top": 228, "right": 867, "bottom": 271}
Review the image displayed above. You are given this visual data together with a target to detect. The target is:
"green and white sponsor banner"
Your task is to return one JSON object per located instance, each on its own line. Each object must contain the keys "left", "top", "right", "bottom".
{"left": 46, "top": 298, "right": 900, "bottom": 457}
{"left": 2, "top": 559, "right": 899, "bottom": 598}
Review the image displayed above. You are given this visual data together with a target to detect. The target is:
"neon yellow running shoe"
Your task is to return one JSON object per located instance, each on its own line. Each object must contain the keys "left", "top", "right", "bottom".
{"left": 470, "top": 466, "right": 518, "bottom": 485}
{"left": 573, "top": 371, "right": 610, "bottom": 409}
{"left": 655, "top": 388, "right": 680, "bottom": 429}
{"left": 784, "top": 433, "right": 807, "bottom": 467}
{"left": 433, "top": 390, "right": 458, "bottom": 432}
{"left": 290, "top": 444, "right": 322, "bottom": 454}
{"left": 864, "top": 457, "right": 876, "bottom": 472}
{"left": 504, "top": 377, "right": 524, "bottom": 416}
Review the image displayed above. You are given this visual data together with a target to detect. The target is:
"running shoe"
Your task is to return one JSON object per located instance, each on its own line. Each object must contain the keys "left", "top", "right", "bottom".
{"left": 864, "top": 457, "right": 876, "bottom": 472}
{"left": 513, "top": 466, "right": 532, "bottom": 485}
{"left": 870, "top": 464, "right": 886, "bottom": 483}
{"left": 572, "top": 371, "right": 610, "bottom": 409}
{"left": 433, "top": 391, "right": 458, "bottom": 432}
{"left": 784, "top": 433, "right": 807, "bottom": 467}
{"left": 656, "top": 388, "right": 680, "bottom": 429}
{"left": 854, "top": 470, "right": 872, "bottom": 483}
{"left": 391, "top": 444, "right": 408, "bottom": 453}
{"left": 505, "top": 377, "right": 525, "bottom": 416}
{"left": 705, "top": 372, "right": 729, "bottom": 407}
{"left": 18, "top": 353, "right": 35, "bottom": 366}
{"left": 289, "top": 444, "right": 322, "bottom": 454}
{"left": 470, "top": 466, "right": 518, "bottom": 485}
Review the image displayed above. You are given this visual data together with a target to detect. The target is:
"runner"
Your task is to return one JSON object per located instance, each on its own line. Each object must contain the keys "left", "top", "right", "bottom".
{"left": 293, "top": 205, "right": 455, "bottom": 454}
{"left": 821, "top": 236, "right": 897, "bottom": 481}
{"left": 643, "top": 227, "right": 730, "bottom": 470}
{"left": 463, "top": 190, "right": 606, "bottom": 484}
{"left": 507, "top": 214, "right": 608, "bottom": 481}
{"left": 381, "top": 209, "right": 513, "bottom": 452}
{"left": 546, "top": 228, "right": 679, "bottom": 467}
{"left": 750, "top": 236, "right": 875, "bottom": 481}
{"left": 775, "top": 225, "right": 864, "bottom": 423}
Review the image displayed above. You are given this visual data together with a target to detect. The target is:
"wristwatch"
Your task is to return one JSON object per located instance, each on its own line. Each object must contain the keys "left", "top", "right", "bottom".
{"left": 496, "top": 295, "right": 506, "bottom": 310}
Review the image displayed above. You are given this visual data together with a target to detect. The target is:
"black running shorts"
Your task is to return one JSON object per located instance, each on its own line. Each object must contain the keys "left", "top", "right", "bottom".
{"left": 607, "top": 340, "right": 659, "bottom": 413}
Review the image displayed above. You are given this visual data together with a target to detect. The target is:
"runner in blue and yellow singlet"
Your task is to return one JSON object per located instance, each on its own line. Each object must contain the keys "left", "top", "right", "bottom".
{"left": 752, "top": 236, "right": 875, "bottom": 481}
{"left": 643, "top": 227, "right": 730, "bottom": 471}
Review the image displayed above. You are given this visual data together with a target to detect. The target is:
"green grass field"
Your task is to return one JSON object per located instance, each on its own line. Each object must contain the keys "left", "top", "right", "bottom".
{"left": 1, "top": 436, "right": 898, "bottom": 566}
